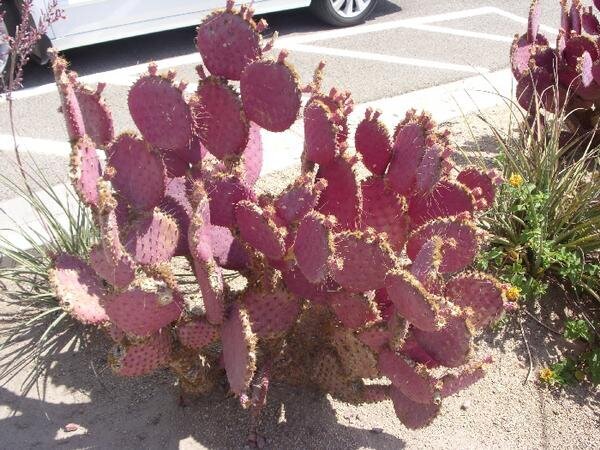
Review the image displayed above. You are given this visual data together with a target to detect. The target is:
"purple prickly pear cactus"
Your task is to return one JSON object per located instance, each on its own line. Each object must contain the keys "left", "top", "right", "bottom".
{"left": 50, "top": 0, "right": 508, "bottom": 439}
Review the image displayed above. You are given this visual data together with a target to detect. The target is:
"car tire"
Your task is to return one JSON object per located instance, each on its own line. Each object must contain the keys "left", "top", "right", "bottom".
{"left": 310, "top": 0, "right": 378, "bottom": 27}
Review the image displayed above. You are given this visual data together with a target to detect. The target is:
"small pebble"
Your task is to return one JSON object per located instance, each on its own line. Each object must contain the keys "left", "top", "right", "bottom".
{"left": 371, "top": 427, "right": 384, "bottom": 434}
{"left": 461, "top": 400, "right": 471, "bottom": 410}
{"left": 64, "top": 423, "right": 79, "bottom": 432}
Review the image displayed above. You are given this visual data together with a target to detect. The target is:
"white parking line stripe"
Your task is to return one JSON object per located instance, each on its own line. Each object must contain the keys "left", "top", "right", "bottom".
{"left": 277, "top": 7, "right": 497, "bottom": 45}
{"left": 285, "top": 43, "right": 489, "bottom": 74}
{"left": 398, "top": 24, "right": 513, "bottom": 43}
{"left": 488, "top": 7, "right": 559, "bottom": 35}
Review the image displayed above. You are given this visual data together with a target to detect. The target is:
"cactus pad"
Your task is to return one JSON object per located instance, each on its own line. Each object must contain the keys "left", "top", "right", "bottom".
{"left": 192, "top": 76, "right": 249, "bottom": 159}
{"left": 331, "top": 229, "right": 395, "bottom": 292}
{"left": 406, "top": 217, "right": 479, "bottom": 273}
{"left": 105, "top": 288, "right": 183, "bottom": 336}
{"left": 355, "top": 108, "right": 392, "bottom": 175}
{"left": 221, "top": 306, "right": 257, "bottom": 395}
{"left": 196, "top": 1, "right": 262, "bottom": 80}
{"left": 107, "top": 134, "right": 166, "bottom": 210}
{"left": 73, "top": 82, "right": 114, "bottom": 148}
{"left": 330, "top": 291, "right": 379, "bottom": 329}
{"left": 128, "top": 67, "right": 192, "bottom": 151}
{"left": 385, "top": 269, "right": 443, "bottom": 332}
{"left": 275, "top": 176, "right": 327, "bottom": 225}
{"left": 408, "top": 180, "right": 474, "bottom": 227}
{"left": 412, "top": 313, "right": 472, "bottom": 367}
{"left": 386, "top": 122, "right": 426, "bottom": 195}
{"left": 242, "top": 287, "right": 301, "bottom": 337}
{"left": 316, "top": 154, "right": 362, "bottom": 230}
{"left": 235, "top": 200, "right": 287, "bottom": 261}
{"left": 177, "top": 318, "right": 219, "bottom": 350}
{"left": 208, "top": 225, "right": 251, "bottom": 271}
{"left": 457, "top": 167, "right": 499, "bottom": 210}
{"left": 70, "top": 136, "right": 101, "bottom": 207}
{"left": 361, "top": 176, "right": 410, "bottom": 251}
{"left": 332, "top": 328, "right": 379, "bottom": 378}
{"left": 89, "top": 244, "right": 135, "bottom": 289}
{"left": 294, "top": 211, "right": 334, "bottom": 283}
{"left": 445, "top": 273, "right": 505, "bottom": 328}
{"left": 109, "top": 330, "right": 172, "bottom": 377}
{"left": 378, "top": 349, "right": 436, "bottom": 404}
{"left": 124, "top": 209, "right": 179, "bottom": 265}
{"left": 204, "top": 172, "right": 256, "bottom": 227}
{"left": 49, "top": 254, "right": 108, "bottom": 325}
{"left": 303, "top": 99, "right": 339, "bottom": 165}
{"left": 240, "top": 51, "right": 301, "bottom": 132}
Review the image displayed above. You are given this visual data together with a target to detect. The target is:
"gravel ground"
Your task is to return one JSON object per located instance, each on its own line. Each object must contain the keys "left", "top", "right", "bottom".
{"left": 0, "top": 105, "right": 599, "bottom": 450}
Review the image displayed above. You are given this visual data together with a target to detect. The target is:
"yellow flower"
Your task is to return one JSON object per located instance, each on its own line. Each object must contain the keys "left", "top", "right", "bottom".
{"left": 508, "top": 173, "right": 524, "bottom": 187}
{"left": 505, "top": 286, "right": 521, "bottom": 302}
{"left": 539, "top": 367, "right": 554, "bottom": 383}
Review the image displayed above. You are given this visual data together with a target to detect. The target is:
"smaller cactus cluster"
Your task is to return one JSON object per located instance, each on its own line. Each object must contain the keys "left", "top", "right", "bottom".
{"left": 512, "top": 0, "right": 600, "bottom": 138}
{"left": 49, "top": 0, "right": 509, "bottom": 436}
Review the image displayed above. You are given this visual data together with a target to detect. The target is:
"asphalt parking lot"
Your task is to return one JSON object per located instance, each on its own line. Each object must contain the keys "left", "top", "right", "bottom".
{"left": 0, "top": 0, "right": 560, "bottom": 201}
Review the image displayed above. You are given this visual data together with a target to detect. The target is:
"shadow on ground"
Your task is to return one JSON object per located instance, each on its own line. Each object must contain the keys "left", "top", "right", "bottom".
{"left": 0, "top": 333, "right": 405, "bottom": 450}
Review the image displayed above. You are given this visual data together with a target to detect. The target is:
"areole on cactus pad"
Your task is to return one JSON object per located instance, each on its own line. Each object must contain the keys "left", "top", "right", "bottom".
{"left": 48, "top": 0, "right": 509, "bottom": 441}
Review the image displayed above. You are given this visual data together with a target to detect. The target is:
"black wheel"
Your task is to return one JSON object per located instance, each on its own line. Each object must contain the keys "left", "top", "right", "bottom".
{"left": 310, "top": 0, "right": 378, "bottom": 27}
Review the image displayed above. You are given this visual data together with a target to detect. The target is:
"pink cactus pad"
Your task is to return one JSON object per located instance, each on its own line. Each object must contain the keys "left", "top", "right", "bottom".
{"left": 527, "top": 0, "right": 541, "bottom": 43}
{"left": 89, "top": 244, "right": 135, "bottom": 289}
{"left": 240, "top": 52, "right": 302, "bottom": 132}
{"left": 355, "top": 108, "right": 392, "bottom": 175}
{"left": 192, "top": 77, "right": 249, "bottom": 159}
{"left": 208, "top": 225, "right": 251, "bottom": 271}
{"left": 282, "top": 266, "right": 339, "bottom": 305}
{"left": 374, "top": 288, "right": 394, "bottom": 321}
{"left": 105, "top": 288, "right": 183, "bottom": 336}
{"left": 193, "top": 259, "right": 225, "bottom": 325}
{"left": 361, "top": 177, "right": 410, "bottom": 252}
{"left": 161, "top": 177, "right": 193, "bottom": 256}
{"left": 329, "top": 291, "right": 379, "bottom": 329}
{"left": 440, "top": 362, "right": 486, "bottom": 398}
{"left": 124, "top": 209, "right": 179, "bottom": 265}
{"left": 161, "top": 151, "right": 189, "bottom": 178}
{"left": 563, "top": 35, "right": 598, "bottom": 67}
{"left": 50, "top": 55, "right": 85, "bottom": 142}
{"left": 410, "top": 237, "right": 444, "bottom": 296}
{"left": 582, "top": 8, "right": 600, "bottom": 34}
{"left": 316, "top": 154, "right": 362, "bottom": 230}
{"left": 386, "top": 122, "right": 426, "bottom": 195}
{"left": 415, "top": 145, "right": 443, "bottom": 193}
{"left": 204, "top": 172, "right": 256, "bottom": 227}
{"left": 70, "top": 136, "right": 101, "bottom": 207}
{"left": 196, "top": 3, "right": 262, "bottom": 80}
{"left": 303, "top": 100, "right": 338, "bottom": 165}
{"left": 109, "top": 330, "right": 171, "bottom": 377}
{"left": 241, "top": 122, "right": 263, "bottom": 186}
{"left": 128, "top": 69, "right": 192, "bottom": 151}
{"left": 389, "top": 387, "right": 440, "bottom": 429}
{"left": 412, "top": 314, "right": 472, "bottom": 368}
{"left": 294, "top": 211, "right": 334, "bottom": 283}
{"left": 385, "top": 269, "right": 442, "bottom": 332}
{"left": 378, "top": 349, "right": 436, "bottom": 404}
{"left": 400, "top": 333, "right": 439, "bottom": 368}
{"left": 177, "top": 318, "right": 219, "bottom": 350}
{"left": 331, "top": 229, "right": 395, "bottom": 292}
{"left": 457, "top": 167, "right": 498, "bottom": 210}
{"left": 275, "top": 176, "right": 327, "bottom": 225}
{"left": 510, "top": 33, "right": 550, "bottom": 79}
{"left": 406, "top": 217, "right": 479, "bottom": 273}
{"left": 407, "top": 180, "right": 474, "bottom": 227}
{"left": 242, "top": 287, "right": 301, "bottom": 337}
{"left": 107, "top": 133, "right": 166, "bottom": 210}
{"left": 73, "top": 83, "right": 114, "bottom": 148}
{"left": 49, "top": 253, "right": 108, "bottom": 325}
{"left": 445, "top": 273, "right": 505, "bottom": 328}
{"left": 221, "top": 306, "right": 257, "bottom": 395}
{"left": 235, "top": 200, "right": 287, "bottom": 261}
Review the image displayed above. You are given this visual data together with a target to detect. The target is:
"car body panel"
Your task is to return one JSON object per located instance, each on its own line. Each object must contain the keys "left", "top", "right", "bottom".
{"left": 34, "top": 0, "right": 311, "bottom": 50}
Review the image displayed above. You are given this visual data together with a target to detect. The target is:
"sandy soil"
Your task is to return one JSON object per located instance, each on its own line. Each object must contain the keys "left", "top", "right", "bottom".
{"left": 1, "top": 105, "right": 599, "bottom": 450}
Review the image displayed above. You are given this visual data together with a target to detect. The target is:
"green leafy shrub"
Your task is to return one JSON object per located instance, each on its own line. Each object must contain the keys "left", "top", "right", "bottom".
{"left": 478, "top": 100, "right": 600, "bottom": 302}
